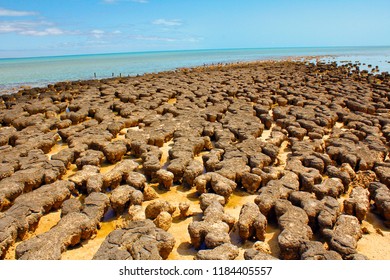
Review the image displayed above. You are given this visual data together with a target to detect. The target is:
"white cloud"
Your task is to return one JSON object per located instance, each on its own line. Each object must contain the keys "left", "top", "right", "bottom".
{"left": 0, "top": 21, "right": 47, "bottom": 33}
{"left": 0, "top": 20, "right": 119, "bottom": 39}
{"left": 129, "top": 34, "right": 176, "bottom": 42}
{"left": 0, "top": 8, "right": 67, "bottom": 37}
{"left": 88, "top": 29, "right": 124, "bottom": 39}
{"left": 20, "top": 28, "right": 64, "bottom": 36}
{"left": 0, "top": 7, "right": 37, "bottom": 17}
{"left": 0, "top": 22, "right": 22, "bottom": 33}
{"left": 183, "top": 36, "right": 203, "bottom": 43}
{"left": 0, "top": 21, "right": 66, "bottom": 36}
{"left": 152, "top": 19, "right": 182, "bottom": 26}
{"left": 91, "top": 29, "right": 105, "bottom": 38}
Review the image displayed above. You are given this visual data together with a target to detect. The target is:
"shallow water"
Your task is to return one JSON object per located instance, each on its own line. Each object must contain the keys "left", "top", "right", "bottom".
{"left": 1, "top": 46, "right": 390, "bottom": 95}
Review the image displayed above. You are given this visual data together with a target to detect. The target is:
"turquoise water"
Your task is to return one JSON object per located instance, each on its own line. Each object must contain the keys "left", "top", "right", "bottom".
{"left": 1, "top": 46, "right": 390, "bottom": 95}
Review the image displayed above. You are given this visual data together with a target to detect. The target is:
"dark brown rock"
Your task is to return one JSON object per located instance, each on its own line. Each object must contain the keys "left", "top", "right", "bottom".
{"left": 69, "top": 165, "right": 100, "bottom": 189}
{"left": 375, "top": 166, "right": 390, "bottom": 187}
{"left": 155, "top": 169, "right": 174, "bottom": 190}
{"left": 199, "top": 193, "right": 225, "bottom": 211}
{"left": 194, "top": 172, "right": 237, "bottom": 200}
{"left": 195, "top": 243, "right": 239, "bottom": 260}
{"left": 244, "top": 248, "right": 278, "bottom": 260}
{"left": 343, "top": 186, "right": 370, "bottom": 222}
{"left": 93, "top": 219, "right": 175, "bottom": 260}
{"left": 102, "top": 159, "right": 139, "bottom": 189}
{"left": 312, "top": 178, "right": 344, "bottom": 199}
{"left": 274, "top": 199, "right": 313, "bottom": 260}
{"left": 75, "top": 150, "right": 105, "bottom": 170}
{"left": 102, "top": 141, "right": 127, "bottom": 163}
{"left": 0, "top": 181, "right": 75, "bottom": 258}
{"left": 142, "top": 154, "right": 161, "bottom": 177}
{"left": 326, "top": 137, "right": 384, "bottom": 171}
{"left": 202, "top": 149, "right": 223, "bottom": 172}
{"left": 254, "top": 171, "right": 299, "bottom": 217}
{"left": 286, "top": 126, "right": 307, "bottom": 140}
{"left": 289, "top": 191, "right": 323, "bottom": 229}
{"left": 61, "top": 198, "right": 82, "bottom": 217}
{"left": 86, "top": 174, "right": 104, "bottom": 193}
{"left": 368, "top": 182, "right": 390, "bottom": 227}
{"left": 183, "top": 160, "right": 204, "bottom": 187}
{"left": 51, "top": 148, "right": 75, "bottom": 168}
{"left": 15, "top": 192, "right": 108, "bottom": 259}
{"left": 326, "top": 165, "right": 351, "bottom": 192}
{"left": 317, "top": 196, "right": 341, "bottom": 233}
{"left": 326, "top": 215, "right": 362, "bottom": 258}
{"left": 299, "top": 240, "right": 342, "bottom": 260}
{"left": 110, "top": 185, "right": 144, "bottom": 214}
{"left": 252, "top": 166, "right": 283, "bottom": 187}
{"left": 145, "top": 200, "right": 176, "bottom": 220}
{"left": 286, "top": 158, "right": 322, "bottom": 192}
{"left": 237, "top": 202, "right": 267, "bottom": 241}
{"left": 241, "top": 172, "right": 262, "bottom": 194}
{"left": 188, "top": 200, "right": 235, "bottom": 249}
{"left": 126, "top": 172, "right": 147, "bottom": 190}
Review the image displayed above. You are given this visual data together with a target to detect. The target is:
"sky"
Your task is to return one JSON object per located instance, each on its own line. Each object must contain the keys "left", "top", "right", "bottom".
{"left": 0, "top": 0, "right": 389, "bottom": 58}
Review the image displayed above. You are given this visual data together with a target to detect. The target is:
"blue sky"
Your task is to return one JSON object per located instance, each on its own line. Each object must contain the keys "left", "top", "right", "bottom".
{"left": 0, "top": 0, "right": 389, "bottom": 58}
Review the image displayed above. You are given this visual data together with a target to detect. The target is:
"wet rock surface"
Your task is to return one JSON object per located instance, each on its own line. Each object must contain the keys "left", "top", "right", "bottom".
{"left": 1, "top": 60, "right": 390, "bottom": 260}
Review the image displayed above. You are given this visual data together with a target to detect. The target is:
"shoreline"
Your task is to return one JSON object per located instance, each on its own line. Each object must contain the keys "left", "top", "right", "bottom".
{"left": 0, "top": 60, "right": 389, "bottom": 260}
{"left": 0, "top": 56, "right": 301, "bottom": 97}
{"left": 1, "top": 47, "right": 389, "bottom": 97}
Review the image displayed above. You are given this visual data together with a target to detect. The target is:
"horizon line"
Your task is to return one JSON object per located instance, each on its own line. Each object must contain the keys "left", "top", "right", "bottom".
{"left": 1, "top": 45, "right": 390, "bottom": 61}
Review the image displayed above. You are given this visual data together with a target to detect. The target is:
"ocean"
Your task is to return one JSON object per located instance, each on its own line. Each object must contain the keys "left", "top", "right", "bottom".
{"left": 1, "top": 46, "right": 390, "bottom": 95}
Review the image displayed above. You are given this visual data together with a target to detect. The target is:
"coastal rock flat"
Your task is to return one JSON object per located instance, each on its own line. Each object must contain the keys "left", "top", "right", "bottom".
{"left": 1, "top": 60, "right": 390, "bottom": 260}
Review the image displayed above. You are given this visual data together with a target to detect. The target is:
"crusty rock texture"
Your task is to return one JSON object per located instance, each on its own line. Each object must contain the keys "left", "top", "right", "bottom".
{"left": 0, "top": 181, "right": 74, "bottom": 258}
{"left": 237, "top": 202, "right": 267, "bottom": 241}
{"left": 195, "top": 243, "right": 239, "bottom": 260}
{"left": 93, "top": 219, "right": 175, "bottom": 260}
{"left": 325, "top": 215, "right": 364, "bottom": 259}
{"left": 369, "top": 182, "right": 390, "bottom": 227}
{"left": 274, "top": 199, "right": 313, "bottom": 260}
{"left": 343, "top": 187, "right": 370, "bottom": 222}
{"left": 15, "top": 192, "right": 109, "bottom": 260}
{"left": 188, "top": 198, "right": 235, "bottom": 250}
